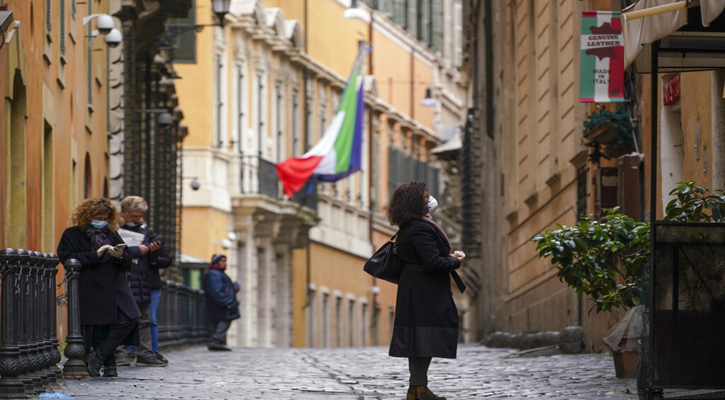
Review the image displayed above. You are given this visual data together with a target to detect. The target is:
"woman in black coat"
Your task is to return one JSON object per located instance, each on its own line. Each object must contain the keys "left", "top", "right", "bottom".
{"left": 57, "top": 198, "right": 141, "bottom": 378}
{"left": 388, "top": 181, "right": 466, "bottom": 400}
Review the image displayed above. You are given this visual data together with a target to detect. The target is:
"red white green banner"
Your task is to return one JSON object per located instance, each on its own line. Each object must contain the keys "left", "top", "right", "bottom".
{"left": 580, "top": 11, "right": 625, "bottom": 103}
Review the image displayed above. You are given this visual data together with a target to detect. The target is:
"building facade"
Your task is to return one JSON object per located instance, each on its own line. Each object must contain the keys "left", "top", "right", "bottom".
{"left": 465, "top": 0, "right": 725, "bottom": 350}
{"left": 177, "top": 0, "right": 471, "bottom": 348}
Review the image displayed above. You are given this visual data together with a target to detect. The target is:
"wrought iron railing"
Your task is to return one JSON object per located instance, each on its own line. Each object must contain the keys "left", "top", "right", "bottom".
{"left": 240, "top": 155, "right": 281, "bottom": 199}
{"left": 0, "top": 250, "right": 210, "bottom": 398}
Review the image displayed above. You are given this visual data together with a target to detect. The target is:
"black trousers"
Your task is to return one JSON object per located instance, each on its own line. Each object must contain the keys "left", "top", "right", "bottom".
{"left": 91, "top": 308, "right": 139, "bottom": 363}
{"left": 409, "top": 357, "right": 432, "bottom": 386}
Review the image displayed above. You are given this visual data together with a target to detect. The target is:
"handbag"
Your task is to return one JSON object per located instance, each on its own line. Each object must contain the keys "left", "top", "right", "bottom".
{"left": 363, "top": 234, "right": 403, "bottom": 284}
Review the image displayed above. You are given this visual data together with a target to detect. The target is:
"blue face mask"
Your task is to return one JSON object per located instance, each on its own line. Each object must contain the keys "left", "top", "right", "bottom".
{"left": 91, "top": 220, "right": 108, "bottom": 229}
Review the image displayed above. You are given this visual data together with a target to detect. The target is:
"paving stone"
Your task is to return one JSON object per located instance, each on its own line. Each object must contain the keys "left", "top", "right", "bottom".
{"left": 34, "top": 344, "right": 639, "bottom": 399}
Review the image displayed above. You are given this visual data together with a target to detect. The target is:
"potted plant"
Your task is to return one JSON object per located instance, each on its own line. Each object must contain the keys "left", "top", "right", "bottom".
{"left": 532, "top": 181, "right": 725, "bottom": 378}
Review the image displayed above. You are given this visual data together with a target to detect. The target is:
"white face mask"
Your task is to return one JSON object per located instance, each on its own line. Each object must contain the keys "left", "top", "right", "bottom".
{"left": 426, "top": 196, "right": 439, "bottom": 215}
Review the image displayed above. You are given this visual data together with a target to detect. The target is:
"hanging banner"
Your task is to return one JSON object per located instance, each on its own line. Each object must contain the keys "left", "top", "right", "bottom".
{"left": 580, "top": 11, "right": 625, "bottom": 103}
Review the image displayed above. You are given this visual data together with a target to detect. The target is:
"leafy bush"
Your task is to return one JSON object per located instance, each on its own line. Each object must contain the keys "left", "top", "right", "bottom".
{"left": 664, "top": 180, "right": 725, "bottom": 222}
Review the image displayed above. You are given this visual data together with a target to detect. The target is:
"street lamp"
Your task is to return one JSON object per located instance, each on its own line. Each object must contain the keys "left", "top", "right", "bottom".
{"left": 212, "top": 0, "right": 231, "bottom": 26}
{"left": 344, "top": 0, "right": 371, "bottom": 23}
{"left": 421, "top": 88, "right": 436, "bottom": 107}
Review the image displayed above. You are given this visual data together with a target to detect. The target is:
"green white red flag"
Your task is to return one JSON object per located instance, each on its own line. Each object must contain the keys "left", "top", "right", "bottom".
{"left": 580, "top": 11, "right": 625, "bottom": 103}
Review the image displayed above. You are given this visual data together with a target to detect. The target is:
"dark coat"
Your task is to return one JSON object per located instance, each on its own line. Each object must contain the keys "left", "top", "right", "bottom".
{"left": 124, "top": 225, "right": 173, "bottom": 304}
{"left": 389, "top": 218, "right": 461, "bottom": 359}
{"left": 202, "top": 268, "right": 240, "bottom": 322}
{"left": 57, "top": 226, "right": 142, "bottom": 326}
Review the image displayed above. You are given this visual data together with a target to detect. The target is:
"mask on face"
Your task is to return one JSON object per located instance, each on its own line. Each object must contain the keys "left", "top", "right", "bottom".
{"left": 91, "top": 220, "right": 108, "bottom": 229}
{"left": 124, "top": 222, "right": 138, "bottom": 228}
{"left": 426, "top": 196, "right": 439, "bottom": 215}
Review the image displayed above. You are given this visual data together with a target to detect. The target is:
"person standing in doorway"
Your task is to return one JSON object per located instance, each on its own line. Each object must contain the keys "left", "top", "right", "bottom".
{"left": 121, "top": 196, "right": 173, "bottom": 367}
{"left": 387, "top": 181, "right": 466, "bottom": 400}
{"left": 203, "top": 254, "right": 240, "bottom": 351}
{"left": 57, "top": 198, "right": 141, "bottom": 378}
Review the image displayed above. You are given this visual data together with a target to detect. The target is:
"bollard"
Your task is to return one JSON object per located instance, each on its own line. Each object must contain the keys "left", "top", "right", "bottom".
{"left": 47, "top": 254, "right": 63, "bottom": 384}
{"left": 16, "top": 250, "right": 34, "bottom": 393}
{"left": 28, "top": 251, "right": 48, "bottom": 391}
{"left": 0, "top": 249, "right": 25, "bottom": 398}
{"left": 62, "top": 259, "right": 88, "bottom": 379}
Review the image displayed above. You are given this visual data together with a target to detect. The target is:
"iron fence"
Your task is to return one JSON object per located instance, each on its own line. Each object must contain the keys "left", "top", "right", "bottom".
{"left": 639, "top": 222, "right": 725, "bottom": 400}
{"left": 158, "top": 279, "right": 209, "bottom": 351}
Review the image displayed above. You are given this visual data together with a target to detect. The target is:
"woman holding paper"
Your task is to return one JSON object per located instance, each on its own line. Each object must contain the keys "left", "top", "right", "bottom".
{"left": 57, "top": 198, "right": 141, "bottom": 378}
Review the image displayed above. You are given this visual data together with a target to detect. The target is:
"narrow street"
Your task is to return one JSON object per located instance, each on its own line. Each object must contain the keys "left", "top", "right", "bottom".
{"left": 51, "top": 345, "right": 637, "bottom": 399}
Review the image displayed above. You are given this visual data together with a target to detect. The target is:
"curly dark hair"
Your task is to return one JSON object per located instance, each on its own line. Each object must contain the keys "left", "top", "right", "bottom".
{"left": 388, "top": 181, "right": 428, "bottom": 226}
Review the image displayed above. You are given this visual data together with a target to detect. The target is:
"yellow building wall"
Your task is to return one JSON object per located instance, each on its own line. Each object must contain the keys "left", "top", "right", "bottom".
{"left": 1, "top": 0, "right": 112, "bottom": 342}
{"left": 292, "top": 242, "right": 396, "bottom": 348}
{"left": 181, "top": 207, "right": 233, "bottom": 262}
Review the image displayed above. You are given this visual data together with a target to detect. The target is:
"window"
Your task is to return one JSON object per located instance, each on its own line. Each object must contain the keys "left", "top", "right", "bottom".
{"left": 394, "top": 0, "right": 408, "bottom": 28}
{"left": 372, "top": 303, "right": 381, "bottom": 346}
{"left": 60, "top": 0, "right": 66, "bottom": 55}
{"left": 348, "top": 299, "right": 355, "bottom": 347}
{"left": 42, "top": 122, "right": 54, "bottom": 251}
{"left": 87, "top": 1, "right": 92, "bottom": 106}
{"left": 257, "top": 74, "right": 265, "bottom": 156}
{"left": 169, "top": 0, "right": 197, "bottom": 63}
{"left": 417, "top": 0, "right": 431, "bottom": 46}
{"left": 215, "top": 55, "right": 223, "bottom": 147}
{"left": 84, "top": 153, "right": 92, "bottom": 199}
{"left": 335, "top": 297, "right": 342, "bottom": 348}
{"left": 292, "top": 91, "right": 300, "bottom": 156}
{"left": 276, "top": 86, "right": 283, "bottom": 162}
{"left": 577, "top": 166, "right": 588, "bottom": 220}
{"left": 308, "top": 289, "right": 317, "bottom": 347}
{"left": 361, "top": 303, "right": 369, "bottom": 347}
{"left": 431, "top": 0, "right": 442, "bottom": 52}
{"left": 46, "top": 0, "right": 52, "bottom": 33}
{"left": 236, "top": 64, "right": 245, "bottom": 154}
{"left": 321, "top": 292, "right": 329, "bottom": 348}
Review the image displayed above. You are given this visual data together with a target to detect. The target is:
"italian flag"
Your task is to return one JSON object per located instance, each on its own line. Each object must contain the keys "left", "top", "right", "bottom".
{"left": 580, "top": 11, "right": 625, "bottom": 103}
{"left": 276, "top": 45, "right": 370, "bottom": 197}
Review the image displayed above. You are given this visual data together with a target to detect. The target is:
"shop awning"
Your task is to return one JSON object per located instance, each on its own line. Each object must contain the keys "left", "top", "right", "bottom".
{"left": 432, "top": 129, "right": 462, "bottom": 155}
{"left": 623, "top": 0, "right": 725, "bottom": 70}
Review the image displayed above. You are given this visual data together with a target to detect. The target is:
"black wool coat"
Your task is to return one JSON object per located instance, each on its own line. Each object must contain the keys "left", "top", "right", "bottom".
{"left": 124, "top": 225, "right": 173, "bottom": 304}
{"left": 389, "top": 218, "right": 461, "bottom": 359}
{"left": 57, "top": 226, "right": 142, "bottom": 326}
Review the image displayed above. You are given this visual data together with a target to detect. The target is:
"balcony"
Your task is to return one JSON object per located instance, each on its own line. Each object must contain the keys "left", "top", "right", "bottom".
{"left": 233, "top": 155, "right": 319, "bottom": 249}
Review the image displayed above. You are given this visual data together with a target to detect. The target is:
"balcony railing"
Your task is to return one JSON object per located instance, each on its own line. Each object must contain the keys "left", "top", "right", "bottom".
{"left": 240, "top": 155, "right": 319, "bottom": 212}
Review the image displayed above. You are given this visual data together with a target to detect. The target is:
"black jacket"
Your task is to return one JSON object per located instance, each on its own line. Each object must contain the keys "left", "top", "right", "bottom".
{"left": 57, "top": 226, "right": 142, "bottom": 326}
{"left": 202, "top": 268, "right": 240, "bottom": 322}
{"left": 389, "top": 218, "right": 460, "bottom": 359}
{"left": 124, "top": 225, "right": 173, "bottom": 304}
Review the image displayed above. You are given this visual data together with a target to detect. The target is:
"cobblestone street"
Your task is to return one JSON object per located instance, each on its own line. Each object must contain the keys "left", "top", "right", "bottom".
{"left": 46, "top": 345, "right": 638, "bottom": 399}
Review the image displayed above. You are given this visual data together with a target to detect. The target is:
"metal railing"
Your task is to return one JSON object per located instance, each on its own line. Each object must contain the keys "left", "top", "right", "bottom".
{"left": 240, "top": 155, "right": 281, "bottom": 199}
{"left": 0, "top": 250, "right": 210, "bottom": 398}
{"left": 157, "top": 280, "right": 209, "bottom": 350}
{"left": 0, "top": 249, "right": 63, "bottom": 397}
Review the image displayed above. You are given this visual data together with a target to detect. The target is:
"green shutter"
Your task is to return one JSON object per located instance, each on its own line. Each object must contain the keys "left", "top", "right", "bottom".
{"left": 60, "top": 0, "right": 66, "bottom": 55}
{"left": 432, "top": 0, "right": 442, "bottom": 52}
{"left": 47, "top": 0, "right": 52, "bottom": 32}
{"left": 170, "top": 0, "right": 196, "bottom": 64}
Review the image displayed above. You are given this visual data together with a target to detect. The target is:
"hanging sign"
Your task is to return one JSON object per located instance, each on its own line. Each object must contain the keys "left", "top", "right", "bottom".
{"left": 580, "top": 11, "right": 625, "bottom": 103}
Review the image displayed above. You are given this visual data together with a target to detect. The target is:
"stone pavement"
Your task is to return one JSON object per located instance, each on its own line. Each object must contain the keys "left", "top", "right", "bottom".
{"left": 41, "top": 345, "right": 638, "bottom": 399}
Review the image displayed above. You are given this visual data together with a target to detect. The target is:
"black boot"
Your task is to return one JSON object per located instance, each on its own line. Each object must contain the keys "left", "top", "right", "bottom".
{"left": 103, "top": 353, "right": 118, "bottom": 377}
{"left": 86, "top": 351, "right": 103, "bottom": 378}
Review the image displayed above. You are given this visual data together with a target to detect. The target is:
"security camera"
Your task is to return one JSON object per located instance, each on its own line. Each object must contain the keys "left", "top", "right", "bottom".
{"left": 158, "top": 112, "right": 173, "bottom": 127}
{"left": 190, "top": 178, "right": 201, "bottom": 191}
{"left": 104, "top": 28, "right": 123, "bottom": 47}
{"left": 221, "top": 239, "right": 233, "bottom": 250}
{"left": 96, "top": 14, "right": 114, "bottom": 35}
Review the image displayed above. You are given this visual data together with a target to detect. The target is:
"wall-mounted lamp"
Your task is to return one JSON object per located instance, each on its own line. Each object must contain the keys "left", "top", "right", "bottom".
{"left": 1, "top": 10, "right": 19, "bottom": 49}
{"left": 421, "top": 88, "right": 436, "bottom": 107}
{"left": 83, "top": 13, "right": 123, "bottom": 47}
{"left": 344, "top": 0, "right": 371, "bottom": 22}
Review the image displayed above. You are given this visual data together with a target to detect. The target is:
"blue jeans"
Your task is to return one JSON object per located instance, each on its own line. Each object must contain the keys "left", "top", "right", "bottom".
{"left": 150, "top": 289, "right": 161, "bottom": 354}
{"left": 129, "top": 290, "right": 161, "bottom": 355}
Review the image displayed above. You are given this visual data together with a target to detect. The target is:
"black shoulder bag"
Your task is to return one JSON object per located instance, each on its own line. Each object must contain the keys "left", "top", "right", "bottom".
{"left": 363, "top": 234, "right": 403, "bottom": 284}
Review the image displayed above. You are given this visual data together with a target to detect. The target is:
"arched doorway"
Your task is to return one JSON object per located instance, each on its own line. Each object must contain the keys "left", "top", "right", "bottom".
{"left": 8, "top": 70, "right": 27, "bottom": 248}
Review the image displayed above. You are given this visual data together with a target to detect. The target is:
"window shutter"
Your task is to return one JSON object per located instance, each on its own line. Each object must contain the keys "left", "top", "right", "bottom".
{"left": 421, "top": 0, "right": 431, "bottom": 46}
{"left": 170, "top": 0, "right": 197, "bottom": 64}
{"left": 454, "top": 3, "right": 463, "bottom": 67}
{"left": 394, "top": 0, "right": 407, "bottom": 28}
{"left": 408, "top": 0, "right": 417, "bottom": 37}
{"left": 47, "top": 0, "right": 52, "bottom": 32}
{"left": 215, "top": 55, "right": 223, "bottom": 147}
{"left": 431, "top": 0, "right": 442, "bottom": 52}
{"left": 380, "top": 0, "right": 394, "bottom": 18}
{"left": 60, "top": 0, "right": 66, "bottom": 55}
